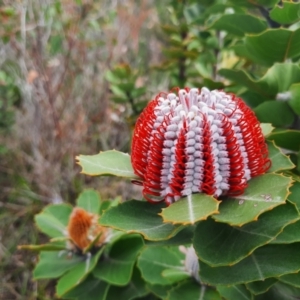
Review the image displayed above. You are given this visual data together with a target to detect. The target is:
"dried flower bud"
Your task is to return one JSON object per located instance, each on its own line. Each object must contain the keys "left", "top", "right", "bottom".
{"left": 131, "top": 87, "right": 270, "bottom": 205}
{"left": 67, "top": 207, "right": 107, "bottom": 250}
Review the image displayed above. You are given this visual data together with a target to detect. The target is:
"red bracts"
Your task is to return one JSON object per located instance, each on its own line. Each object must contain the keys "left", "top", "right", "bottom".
{"left": 131, "top": 87, "right": 270, "bottom": 205}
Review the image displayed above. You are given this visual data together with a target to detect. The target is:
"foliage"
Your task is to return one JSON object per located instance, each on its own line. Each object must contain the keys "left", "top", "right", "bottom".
{"left": 11, "top": 0, "right": 300, "bottom": 299}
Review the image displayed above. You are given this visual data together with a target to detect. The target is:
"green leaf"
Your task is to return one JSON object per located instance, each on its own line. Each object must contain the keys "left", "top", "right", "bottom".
{"left": 168, "top": 280, "right": 221, "bottom": 300}
{"left": 131, "top": 87, "right": 146, "bottom": 98}
{"left": 33, "top": 251, "right": 84, "bottom": 279}
{"left": 270, "top": 1, "right": 300, "bottom": 25}
{"left": 63, "top": 276, "right": 109, "bottom": 300}
{"left": 283, "top": 171, "right": 300, "bottom": 183}
{"left": 219, "top": 63, "right": 300, "bottom": 98}
{"left": 240, "top": 91, "right": 264, "bottom": 108}
{"left": 246, "top": 278, "right": 277, "bottom": 295}
{"left": 49, "top": 35, "right": 63, "bottom": 55}
{"left": 213, "top": 174, "right": 293, "bottom": 226}
{"left": 93, "top": 234, "right": 144, "bottom": 286}
{"left": 244, "top": 28, "right": 300, "bottom": 65}
{"left": 260, "top": 123, "right": 274, "bottom": 137}
{"left": 254, "top": 101, "right": 295, "bottom": 127}
{"left": 288, "top": 182, "right": 300, "bottom": 211}
{"left": 105, "top": 267, "right": 148, "bottom": 300}
{"left": 18, "top": 240, "right": 66, "bottom": 252}
{"left": 146, "top": 226, "right": 194, "bottom": 246}
{"left": 100, "top": 200, "right": 183, "bottom": 241}
{"left": 199, "top": 243, "right": 300, "bottom": 285}
{"left": 160, "top": 194, "right": 220, "bottom": 225}
{"left": 270, "top": 220, "right": 300, "bottom": 244}
{"left": 194, "top": 202, "right": 299, "bottom": 267}
{"left": 146, "top": 284, "right": 172, "bottom": 299}
{"left": 137, "top": 246, "right": 184, "bottom": 285}
{"left": 76, "top": 150, "right": 138, "bottom": 179}
{"left": 217, "top": 285, "right": 253, "bottom": 300}
{"left": 161, "top": 268, "right": 189, "bottom": 283}
{"left": 110, "top": 85, "right": 128, "bottom": 99}
{"left": 229, "top": 0, "right": 278, "bottom": 7}
{"left": 279, "top": 273, "right": 300, "bottom": 288}
{"left": 99, "top": 198, "right": 120, "bottom": 215}
{"left": 267, "top": 141, "right": 295, "bottom": 173}
{"left": 35, "top": 204, "right": 72, "bottom": 238}
{"left": 56, "top": 248, "right": 104, "bottom": 297}
{"left": 289, "top": 83, "right": 300, "bottom": 115}
{"left": 76, "top": 189, "right": 101, "bottom": 214}
{"left": 257, "top": 281, "right": 300, "bottom": 300}
{"left": 209, "top": 14, "right": 267, "bottom": 37}
{"left": 105, "top": 70, "right": 121, "bottom": 84}
{"left": 268, "top": 129, "right": 300, "bottom": 151}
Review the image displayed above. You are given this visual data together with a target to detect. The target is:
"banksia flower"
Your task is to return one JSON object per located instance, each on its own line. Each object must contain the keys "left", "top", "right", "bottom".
{"left": 67, "top": 207, "right": 108, "bottom": 251}
{"left": 131, "top": 87, "right": 270, "bottom": 205}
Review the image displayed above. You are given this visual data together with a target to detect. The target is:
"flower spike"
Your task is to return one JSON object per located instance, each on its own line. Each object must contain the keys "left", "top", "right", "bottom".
{"left": 131, "top": 87, "right": 271, "bottom": 205}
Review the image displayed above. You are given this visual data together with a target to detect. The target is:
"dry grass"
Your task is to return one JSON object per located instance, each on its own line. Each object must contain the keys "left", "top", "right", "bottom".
{"left": 0, "top": 0, "right": 166, "bottom": 298}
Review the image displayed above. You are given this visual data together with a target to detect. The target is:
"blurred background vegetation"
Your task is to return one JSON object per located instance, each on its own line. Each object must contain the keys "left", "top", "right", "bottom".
{"left": 1, "top": 0, "right": 300, "bottom": 299}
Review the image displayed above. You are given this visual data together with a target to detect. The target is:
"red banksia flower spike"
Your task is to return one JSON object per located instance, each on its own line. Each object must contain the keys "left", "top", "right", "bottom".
{"left": 131, "top": 87, "right": 271, "bottom": 205}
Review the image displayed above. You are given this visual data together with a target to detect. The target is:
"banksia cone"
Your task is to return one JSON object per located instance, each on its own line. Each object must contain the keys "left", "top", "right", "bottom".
{"left": 131, "top": 87, "right": 270, "bottom": 205}
{"left": 67, "top": 207, "right": 107, "bottom": 250}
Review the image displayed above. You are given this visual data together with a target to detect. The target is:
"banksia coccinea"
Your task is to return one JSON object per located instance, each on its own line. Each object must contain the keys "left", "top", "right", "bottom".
{"left": 67, "top": 207, "right": 108, "bottom": 251}
{"left": 131, "top": 87, "right": 270, "bottom": 205}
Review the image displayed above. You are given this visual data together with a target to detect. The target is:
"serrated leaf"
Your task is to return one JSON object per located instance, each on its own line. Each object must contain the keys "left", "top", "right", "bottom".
{"left": 168, "top": 280, "right": 221, "bottom": 300}
{"left": 146, "top": 226, "right": 194, "bottom": 246}
{"left": 93, "top": 234, "right": 144, "bottom": 286}
{"left": 33, "top": 251, "right": 84, "bottom": 279}
{"left": 194, "top": 202, "right": 299, "bottom": 267}
{"left": 258, "top": 281, "right": 300, "bottom": 300}
{"left": 200, "top": 243, "right": 300, "bottom": 285}
{"left": 209, "top": 14, "right": 267, "bottom": 37}
{"left": 254, "top": 101, "right": 295, "bottom": 127}
{"left": 100, "top": 200, "right": 182, "bottom": 241}
{"left": 220, "top": 63, "right": 300, "bottom": 99}
{"left": 270, "top": 220, "right": 300, "bottom": 244}
{"left": 56, "top": 248, "right": 104, "bottom": 297}
{"left": 217, "top": 285, "right": 253, "bottom": 300}
{"left": 288, "top": 182, "right": 300, "bottom": 211}
{"left": 270, "top": 1, "right": 300, "bottom": 25}
{"left": 244, "top": 28, "right": 300, "bottom": 66}
{"left": 268, "top": 129, "right": 300, "bottom": 151}
{"left": 76, "top": 189, "right": 101, "bottom": 214}
{"left": 63, "top": 276, "right": 109, "bottom": 300}
{"left": 283, "top": 171, "right": 300, "bottom": 183}
{"left": 279, "top": 273, "right": 300, "bottom": 288}
{"left": 105, "top": 267, "right": 148, "bottom": 300}
{"left": 160, "top": 194, "right": 220, "bottom": 225}
{"left": 137, "top": 246, "right": 184, "bottom": 285}
{"left": 260, "top": 123, "right": 274, "bottom": 137}
{"left": 267, "top": 141, "right": 295, "bottom": 173}
{"left": 213, "top": 174, "right": 292, "bottom": 226}
{"left": 77, "top": 150, "right": 138, "bottom": 179}
{"left": 99, "top": 198, "right": 120, "bottom": 215}
{"left": 246, "top": 278, "right": 277, "bottom": 295}
{"left": 35, "top": 204, "right": 72, "bottom": 238}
